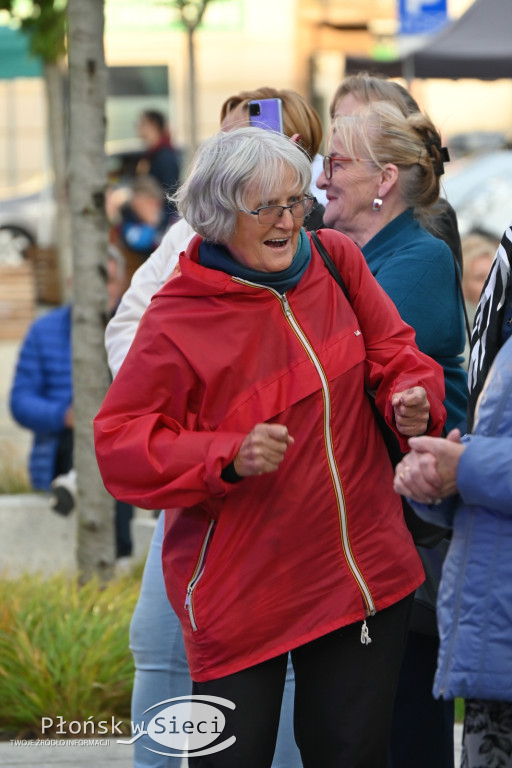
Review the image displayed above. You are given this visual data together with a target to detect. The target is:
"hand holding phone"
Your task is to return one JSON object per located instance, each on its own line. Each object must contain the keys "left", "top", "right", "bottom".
{"left": 248, "top": 98, "right": 284, "bottom": 133}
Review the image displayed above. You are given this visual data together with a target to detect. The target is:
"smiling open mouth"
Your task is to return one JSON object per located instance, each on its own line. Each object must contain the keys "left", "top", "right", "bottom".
{"left": 264, "top": 238, "right": 289, "bottom": 249}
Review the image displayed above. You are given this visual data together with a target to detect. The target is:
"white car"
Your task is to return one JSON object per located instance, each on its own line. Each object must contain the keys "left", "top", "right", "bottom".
{"left": 0, "top": 177, "right": 54, "bottom": 265}
{"left": 0, "top": 140, "right": 145, "bottom": 265}
{"left": 443, "top": 150, "right": 512, "bottom": 239}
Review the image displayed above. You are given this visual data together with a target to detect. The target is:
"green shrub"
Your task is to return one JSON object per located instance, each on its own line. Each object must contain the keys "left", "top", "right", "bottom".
{"left": 0, "top": 570, "right": 141, "bottom": 739}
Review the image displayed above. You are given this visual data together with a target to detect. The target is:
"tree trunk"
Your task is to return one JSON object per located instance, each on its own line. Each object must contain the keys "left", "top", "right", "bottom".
{"left": 187, "top": 27, "right": 197, "bottom": 152}
{"left": 44, "top": 60, "right": 72, "bottom": 302}
{"left": 177, "top": 0, "right": 211, "bottom": 153}
{"left": 67, "top": 0, "right": 115, "bottom": 584}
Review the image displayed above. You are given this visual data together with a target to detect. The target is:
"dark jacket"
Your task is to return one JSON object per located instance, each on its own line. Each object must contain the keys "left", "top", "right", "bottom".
{"left": 145, "top": 140, "right": 180, "bottom": 195}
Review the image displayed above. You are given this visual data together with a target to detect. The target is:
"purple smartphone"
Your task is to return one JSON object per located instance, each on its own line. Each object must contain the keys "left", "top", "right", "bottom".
{"left": 248, "top": 98, "right": 284, "bottom": 133}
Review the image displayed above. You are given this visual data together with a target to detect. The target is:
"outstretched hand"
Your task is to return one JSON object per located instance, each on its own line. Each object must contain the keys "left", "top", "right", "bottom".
{"left": 234, "top": 423, "right": 294, "bottom": 477}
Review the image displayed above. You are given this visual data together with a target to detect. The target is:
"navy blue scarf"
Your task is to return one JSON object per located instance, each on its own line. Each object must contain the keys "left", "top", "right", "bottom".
{"left": 198, "top": 228, "right": 311, "bottom": 294}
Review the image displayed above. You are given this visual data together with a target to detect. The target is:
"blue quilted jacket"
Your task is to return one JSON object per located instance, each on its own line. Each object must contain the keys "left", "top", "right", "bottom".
{"left": 9, "top": 305, "right": 72, "bottom": 490}
{"left": 411, "top": 335, "right": 512, "bottom": 701}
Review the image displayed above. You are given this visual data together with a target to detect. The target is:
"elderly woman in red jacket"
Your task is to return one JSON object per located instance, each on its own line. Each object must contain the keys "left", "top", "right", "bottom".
{"left": 94, "top": 127, "right": 446, "bottom": 768}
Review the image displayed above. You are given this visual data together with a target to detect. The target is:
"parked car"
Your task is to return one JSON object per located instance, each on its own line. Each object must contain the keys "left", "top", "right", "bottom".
{"left": 443, "top": 149, "right": 512, "bottom": 239}
{"left": 447, "top": 131, "right": 509, "bottom": 160}
{"left": 0, "top": 139, "right": 145, "bottom": 265}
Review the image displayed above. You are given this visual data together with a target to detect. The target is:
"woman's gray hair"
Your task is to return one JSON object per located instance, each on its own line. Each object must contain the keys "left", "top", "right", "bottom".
{"left": 172, "top": 127, "right": 312, "bottom": 242}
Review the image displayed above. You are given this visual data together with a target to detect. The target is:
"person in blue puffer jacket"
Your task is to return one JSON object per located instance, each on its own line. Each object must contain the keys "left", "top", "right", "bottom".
{"left": 10, "top": 304, "right": 73, "bottom": 491}
{"left": 9, "top": 248, "right": 133, "bottom": 557}
{"left": 394, "top": 333, "right": 512, "bottom": 768}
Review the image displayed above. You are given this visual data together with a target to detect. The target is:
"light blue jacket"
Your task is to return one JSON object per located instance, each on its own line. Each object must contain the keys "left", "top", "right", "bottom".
{"left": 411, "top": 335, "right": 512, "bottom": 701}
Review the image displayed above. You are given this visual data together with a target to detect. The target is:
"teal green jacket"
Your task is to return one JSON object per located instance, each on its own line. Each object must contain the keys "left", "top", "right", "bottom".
{"left": 362, "top": 208, "right": 467, "bottom": 431}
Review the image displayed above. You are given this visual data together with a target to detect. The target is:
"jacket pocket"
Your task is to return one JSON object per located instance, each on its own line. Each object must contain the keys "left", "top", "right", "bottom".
{"left": 184, "top": 518, "right": 216, "bottom": 631}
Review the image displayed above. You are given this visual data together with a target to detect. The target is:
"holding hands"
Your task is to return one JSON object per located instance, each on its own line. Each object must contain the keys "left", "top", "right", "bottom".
{"left": 394, "top": 429, "right": 466, "bottom": 504}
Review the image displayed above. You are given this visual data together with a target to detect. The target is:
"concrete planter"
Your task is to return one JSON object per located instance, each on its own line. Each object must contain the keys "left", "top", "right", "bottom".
{"left": 0, "top": 494, "right": 156, "bottom": 577}
{"left": 0, "top": 493, "right": 76, "bottom": 577}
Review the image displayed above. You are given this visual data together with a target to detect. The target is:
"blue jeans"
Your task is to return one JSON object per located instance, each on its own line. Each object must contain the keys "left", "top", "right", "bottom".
{"left": 129, "top": 512, "right": 302, "bottom": 768}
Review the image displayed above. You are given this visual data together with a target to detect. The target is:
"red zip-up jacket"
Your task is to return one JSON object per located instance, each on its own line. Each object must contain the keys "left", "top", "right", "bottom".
{"left": 94, "top": 229, "right": 446, "bottom": 682}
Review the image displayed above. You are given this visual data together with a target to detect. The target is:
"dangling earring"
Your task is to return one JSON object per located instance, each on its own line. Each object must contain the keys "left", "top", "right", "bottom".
{"left": 372, "top": 197, "right": 383, "bottom": 211}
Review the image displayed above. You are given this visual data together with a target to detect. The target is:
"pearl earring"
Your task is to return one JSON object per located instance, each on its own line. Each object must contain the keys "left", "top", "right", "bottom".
{"left": 372, "top": 197, "right": 383, "bottom": 211}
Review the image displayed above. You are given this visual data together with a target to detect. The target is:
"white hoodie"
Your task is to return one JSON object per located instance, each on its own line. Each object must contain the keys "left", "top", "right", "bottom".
{"left": 106, "top": 218, "right": 195, "bottom": 377}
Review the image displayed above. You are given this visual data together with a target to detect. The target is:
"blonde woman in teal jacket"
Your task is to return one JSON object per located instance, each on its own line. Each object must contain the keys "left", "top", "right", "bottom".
{"left": 316, "top": 98, "right": 468, "bottom": 768}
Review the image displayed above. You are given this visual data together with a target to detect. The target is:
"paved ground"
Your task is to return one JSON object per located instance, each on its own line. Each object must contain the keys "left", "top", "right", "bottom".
{"left": 0, "top": 728, "right": 464, "bottom": 768}
{"left": 0, "top": 739, "right": 133, "bottom": 768}
{"left": 0, "top": 726, "right": 463, "bottom": 767}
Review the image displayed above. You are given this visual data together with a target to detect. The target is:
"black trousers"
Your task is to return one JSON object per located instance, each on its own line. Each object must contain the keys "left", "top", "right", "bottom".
{"left": 388, "top": 630, "right": 454, "bottom": 768}
{"left": 190, "top": 593, "right": 414, "bottom": 768}
{"left": 55, "top": 428, "right": 133, "bottom": 558}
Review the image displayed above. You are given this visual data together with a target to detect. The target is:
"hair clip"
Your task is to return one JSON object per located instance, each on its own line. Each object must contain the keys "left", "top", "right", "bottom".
{"left": 435, "top": 146, "right": 450, "bottom": 176}
{"left": 440, "top": 146, "right": 450, "bottom": 163}
{"left": 424, "top": 138, "right": 450, "bottom": 176}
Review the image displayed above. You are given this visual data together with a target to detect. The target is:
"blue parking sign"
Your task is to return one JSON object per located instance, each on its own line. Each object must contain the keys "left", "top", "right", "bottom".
{"left": 399, "top": 0, "right": 448, "bottom": 35}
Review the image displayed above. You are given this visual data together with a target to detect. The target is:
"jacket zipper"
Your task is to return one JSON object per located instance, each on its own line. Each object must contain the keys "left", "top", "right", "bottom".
{"left": 185, "top": 518, "right": 216, "bottom": 631}
{"left": 232, "top": 278, "right": 376, "bottom": 618}
{"left": 280, "top": 292, "right": 376, "bottom": 617}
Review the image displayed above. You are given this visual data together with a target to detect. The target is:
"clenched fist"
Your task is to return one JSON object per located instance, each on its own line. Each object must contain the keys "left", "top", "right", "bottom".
{"left": 234, "top": 423, "right": 294, "bottom": 477}
{"left": 392, "top": 386, "right": 430, "bottom": 437}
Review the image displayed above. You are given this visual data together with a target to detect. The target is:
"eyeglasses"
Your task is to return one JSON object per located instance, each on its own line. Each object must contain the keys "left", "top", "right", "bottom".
{"left": 245, "top": 196, "right": 316, "bottom": 225}
{"left": 322, "top": 155, "right": 371, "bottom": 180}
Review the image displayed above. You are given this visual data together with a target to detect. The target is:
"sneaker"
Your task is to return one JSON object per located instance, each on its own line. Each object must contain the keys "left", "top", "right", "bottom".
{"left": 50, "top": 469, "right": 77, "bottom": 516}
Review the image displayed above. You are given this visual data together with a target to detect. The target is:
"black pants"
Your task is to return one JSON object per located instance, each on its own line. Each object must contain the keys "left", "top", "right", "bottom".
{"left": 55, "top": 428, "right": 133, "bottom": 558}
{"left": 115, "top": 500, "right": 133, "bottom": 558}
{"left": 190, "top": 593, "right": 414, "bottom": 768}
{"left": 388, "top": 630, "right": 454, "bottom": 768}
